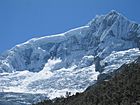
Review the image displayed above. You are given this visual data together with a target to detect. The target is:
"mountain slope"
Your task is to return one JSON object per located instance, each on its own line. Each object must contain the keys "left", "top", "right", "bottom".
{"left": 0, "top": 10, "right": 140, "bottom": 105}
{"left": 35, "top": 60, "right": 140, "bottom": 105}
{"left": 0, "top": 10, "right": 140, "bottom": 73}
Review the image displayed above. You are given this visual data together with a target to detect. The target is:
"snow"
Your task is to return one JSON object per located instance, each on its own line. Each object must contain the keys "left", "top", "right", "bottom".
{"left": 101, "top": 48, "right": 140, "bottom": 73}
{"left": 0, "top": 58, "right": 99, "bottom": 99}
{"left": 0, "top": 10, "right": 140, "bottom": 73}
{"left": 0, "top": 10, "right": 140, "bottom": 104}
{"left": 47, "top": 88, "right": 83, "bottom": 99}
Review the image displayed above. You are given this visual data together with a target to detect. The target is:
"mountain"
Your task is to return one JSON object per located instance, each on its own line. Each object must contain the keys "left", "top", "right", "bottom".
{"left": 0, "top": 10, "right": 140, "bottom": 105}
{"left": 35, "top": 59, "right": 140, "bottom": 105}
{"left": 0, "top": 10, "right": 140, "bottom": 73}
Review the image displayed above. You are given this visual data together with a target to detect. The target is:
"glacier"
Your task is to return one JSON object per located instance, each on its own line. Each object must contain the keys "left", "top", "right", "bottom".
{"left": 0, "top": 10, "right": 140, "bottom": 73}
{"left": 0, "top": 10, "right": 140, "bottom": 104}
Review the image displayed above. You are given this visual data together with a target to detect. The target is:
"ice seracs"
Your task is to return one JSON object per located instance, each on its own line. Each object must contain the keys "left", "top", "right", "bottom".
{"left": 0, "top": 10, "right": 140, "bottom": 73}
{"left": 0, "top": 10, "right": 140, "bottom": 104}
{"left": 101, "top": 48, "right": 140, "bottom": 73}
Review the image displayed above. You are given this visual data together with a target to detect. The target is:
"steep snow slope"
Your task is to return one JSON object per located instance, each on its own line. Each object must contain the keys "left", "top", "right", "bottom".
{"left": 0, "top": 58, "right": 99, "bottom": 99}
{"left": 0, "top": 10, "right": 140, "bottom": 73}
{"left": 101, "top": 48, "right": 140, "bottom": 73}
{"left": 0, "top": 10, "right": 140, "bottom": 104}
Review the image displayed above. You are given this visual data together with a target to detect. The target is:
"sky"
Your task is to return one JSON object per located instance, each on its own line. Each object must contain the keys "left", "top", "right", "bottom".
{"left": 0, "top": 0, "right": 140, "bottom": 53}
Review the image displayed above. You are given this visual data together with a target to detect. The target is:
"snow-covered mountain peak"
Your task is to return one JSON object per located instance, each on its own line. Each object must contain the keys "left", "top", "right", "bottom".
{"left": 108, "top": 10, "right": 120, "bottom": 15}
{"left": 104, "top": 10, "right": 120, "bottom": 20}
{"left": 0, "top": 10, "right": 140, "bottom": 104}
{"left": 0, "top": 10, "right": 140, "bottom": 73}
{"left": 88, "top": 10, "right": 121, "bottom": 27}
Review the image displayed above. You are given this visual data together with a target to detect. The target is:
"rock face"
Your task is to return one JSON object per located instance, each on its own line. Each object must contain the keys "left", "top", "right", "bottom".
{"left": 0, "top": 10, "right": 140, "bottom": 104}
{"left": 0, "top": 10, "right": 140, "bottom": 73}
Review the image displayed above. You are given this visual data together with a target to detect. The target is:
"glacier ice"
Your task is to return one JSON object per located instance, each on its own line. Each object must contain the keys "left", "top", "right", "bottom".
{"left": 101, "top": 48, "right": 140, "bottom": 73}
{"left": 0, "top": 58, "right": 99, "bottom": 99}
{"left": 0, "top": 11, "right": 140, "bottom": 73}
{"left": 0, "top": 10, "right": 140, "bottom": 104}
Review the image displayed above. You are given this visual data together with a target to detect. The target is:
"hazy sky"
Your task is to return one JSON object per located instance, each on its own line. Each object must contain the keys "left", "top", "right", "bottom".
{"left": 0, "top": 0, "right": 140, "bottom": 53}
